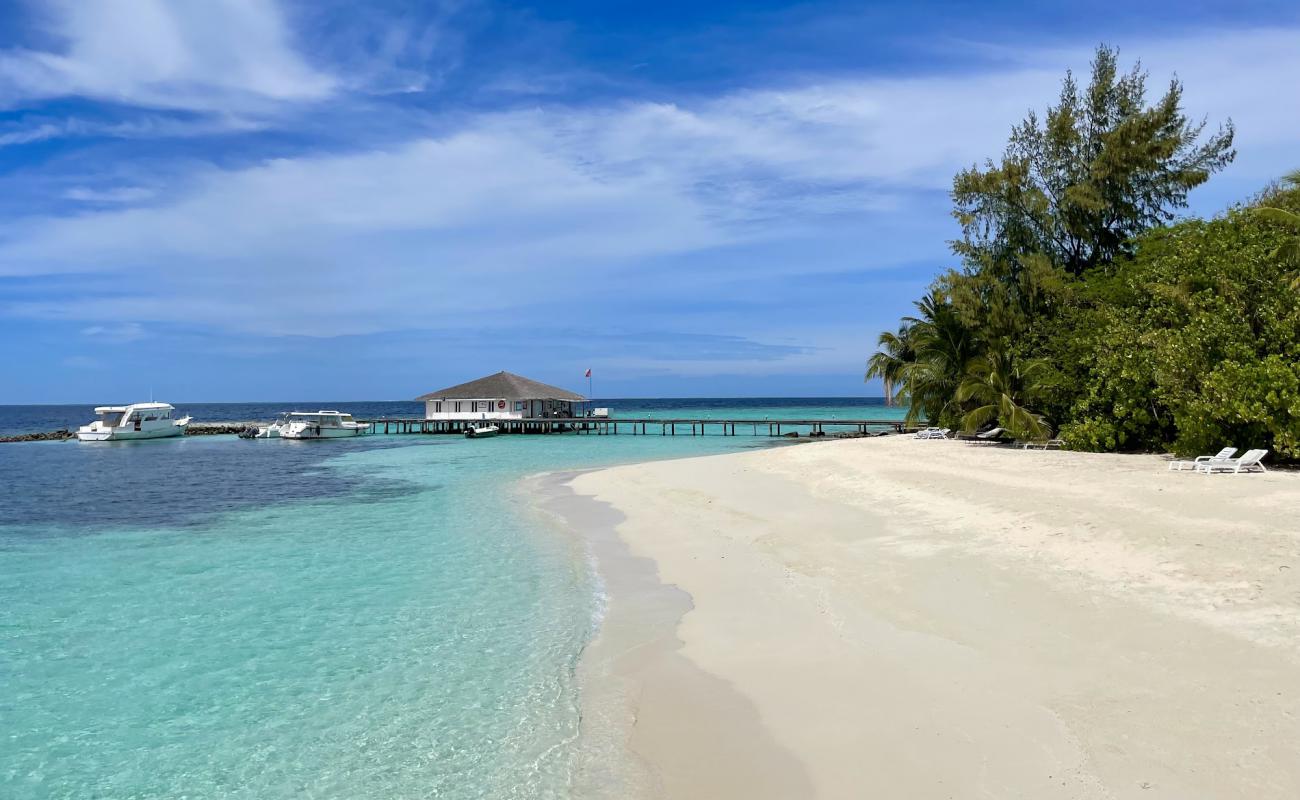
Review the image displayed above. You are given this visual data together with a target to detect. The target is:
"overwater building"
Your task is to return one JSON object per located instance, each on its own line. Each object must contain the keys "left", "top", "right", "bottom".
{"left": 417, "top": 371, "right": 586, "bottom": 421}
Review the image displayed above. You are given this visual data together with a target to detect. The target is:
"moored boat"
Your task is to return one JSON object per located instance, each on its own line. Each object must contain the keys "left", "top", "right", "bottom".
{"left": 278, "top": 411, "right": 370, "bottom": 439}
{"left": 465, "top": 423, "right": 500, "bottom": 438}
{"left": 76, "top": 402, "right": 191, "bottom": 442}
{"left": 240, "top": 412, "right": 292, "bottom": 439}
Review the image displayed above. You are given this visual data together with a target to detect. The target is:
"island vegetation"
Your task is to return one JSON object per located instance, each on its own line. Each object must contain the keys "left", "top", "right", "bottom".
{"left": 868, "top": 45, "right": 1300, "bottom": 458}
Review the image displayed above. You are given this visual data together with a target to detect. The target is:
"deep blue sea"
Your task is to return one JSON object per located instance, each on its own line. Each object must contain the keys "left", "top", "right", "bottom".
{"left": 0, "top": 398, "right": 900, "bottom": 798}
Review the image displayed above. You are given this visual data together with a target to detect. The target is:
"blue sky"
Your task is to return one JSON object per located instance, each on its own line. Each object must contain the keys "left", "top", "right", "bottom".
{"left": 0, "top": 1, "right": 1297, "bottom": 402}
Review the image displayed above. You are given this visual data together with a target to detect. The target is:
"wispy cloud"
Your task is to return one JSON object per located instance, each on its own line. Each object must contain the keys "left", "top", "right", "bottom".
{"left": 0, "top": 113, "right": 268, "bottom": 148}
{"left": 1, "top": 23, "right": 1297, "bottom": 386}
{"left": 80, "top": 322, "right": 148, "bottom": 341}
{"left": 0, "top": 0, "right": 334, "bottom": 113}
{"left": 63, "top": 186, "right": 156, "bottom": 204}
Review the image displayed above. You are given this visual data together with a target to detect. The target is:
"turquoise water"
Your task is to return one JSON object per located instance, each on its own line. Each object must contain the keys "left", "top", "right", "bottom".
{"left": 1, "top": 400, "right": 902, "bottom": 798}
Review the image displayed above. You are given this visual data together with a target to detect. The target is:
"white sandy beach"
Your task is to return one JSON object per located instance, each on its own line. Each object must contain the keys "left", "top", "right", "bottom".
{"left": 560, "top": 436, "right": 1300, "bottom": 799}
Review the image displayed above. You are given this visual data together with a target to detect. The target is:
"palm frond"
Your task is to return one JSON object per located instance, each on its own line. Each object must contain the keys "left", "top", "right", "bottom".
{"left": 960, "top": 404, "right": 999, "bottom": 433}
{"left": 1254, "top": 206, "right": 1300, "bottom": 231}
{"left": 1277, "top": 238, "right": 1300, "bottom": 269}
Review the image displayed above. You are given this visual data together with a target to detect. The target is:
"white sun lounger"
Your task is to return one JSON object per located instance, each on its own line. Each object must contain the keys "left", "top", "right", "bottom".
{"left": 957, "top": 426, "right": 1008, "bottom": 443}
{"left": 1021, "top": 439, "right": 1065, "bottom": 450}
{"left": 1168, "top": 447, "right": 1237, "bottom": 471}
{"left": 914, "top": 427, "right": 950, "bottom": 440}
{"left": 1195, "top": 449, "right": 1268, "bottom": 474}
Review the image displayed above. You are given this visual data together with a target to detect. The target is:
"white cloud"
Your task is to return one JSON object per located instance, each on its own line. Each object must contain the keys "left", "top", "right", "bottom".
{"left": 0, "top": 113, "right": 267, "bottom": 147}
{"left": 0, "top": 125, "right": 731, "bottom": 334}
{"left": 80, "top": 322, "right": 147, "bottom": 341}
{"left": 63, "top": 186, "right": 155, "bottom": 203}
{"left": 1, "top": 26, "right": 1296, "bottom": 367}
{"left": 0, "top": 0, "right": 334, "bottom": 112}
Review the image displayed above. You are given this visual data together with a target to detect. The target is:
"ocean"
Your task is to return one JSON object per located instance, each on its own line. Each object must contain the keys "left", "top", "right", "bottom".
{"left": 0, "top": 399, "right": 902, "bottom": 798}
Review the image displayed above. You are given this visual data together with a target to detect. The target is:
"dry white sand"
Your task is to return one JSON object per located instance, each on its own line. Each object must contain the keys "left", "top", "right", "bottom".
{"left": 560, "top": 436, "right": 1300, "bottom": 799}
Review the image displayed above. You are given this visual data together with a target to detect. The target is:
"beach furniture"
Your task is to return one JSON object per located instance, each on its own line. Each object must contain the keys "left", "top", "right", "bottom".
{"left": 1167, "top": 447, "right": 1237, "bottom": 471}
{"left": 1194, "top": 449, "right": 1268, "bottom": 474}
{"left": 914, "top": 428, "right": 949, "bottom": 440}
{"left": 1021, "top": 439, "right": 1065, "bottom": 450}
{"left": 957, "top": 426, "right": 1010, "bottom": 443}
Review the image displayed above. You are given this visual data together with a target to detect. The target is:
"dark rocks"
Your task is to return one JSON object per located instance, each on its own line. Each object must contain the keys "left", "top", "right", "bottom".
{"left": 1, "top": 422, "right": 262, "bottom": 443}
{"left": 0, "top": 429, "right": 75, "bottom": 443}
{"left": 186, "top": 423, "right": 255, "bottom": 436}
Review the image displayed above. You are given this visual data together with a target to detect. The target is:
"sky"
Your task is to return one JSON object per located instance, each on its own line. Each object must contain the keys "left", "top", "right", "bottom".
{"left": 0, "top": 1, "right": 1297, "bottom": 403}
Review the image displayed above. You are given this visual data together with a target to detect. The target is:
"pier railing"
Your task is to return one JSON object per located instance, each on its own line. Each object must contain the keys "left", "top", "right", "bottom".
{"left": 366, "top": 417, "right": 906, "bottom": 436}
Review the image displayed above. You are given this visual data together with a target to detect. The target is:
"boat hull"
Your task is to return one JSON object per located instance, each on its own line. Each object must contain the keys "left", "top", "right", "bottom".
{"left": 280, "top": 424, "right": 368, "bottom": 440}
{"left": 77, "top": 421, "right": 189, "bottom": 442}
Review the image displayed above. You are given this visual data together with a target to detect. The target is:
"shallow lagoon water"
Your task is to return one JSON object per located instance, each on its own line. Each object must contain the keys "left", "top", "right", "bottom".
{"left": 0, "top": 400, "right": 901, "bottom": 798}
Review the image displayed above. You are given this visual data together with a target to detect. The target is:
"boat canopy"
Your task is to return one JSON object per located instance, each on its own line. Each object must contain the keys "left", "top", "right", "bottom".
{"left": 93, "top": 402, "right": 175, "bottom": 414}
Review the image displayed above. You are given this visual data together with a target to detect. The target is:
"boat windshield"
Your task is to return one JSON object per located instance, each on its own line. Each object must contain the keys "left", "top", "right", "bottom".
{"left": 99, "top": 411, "right": 125, "bottom": 427}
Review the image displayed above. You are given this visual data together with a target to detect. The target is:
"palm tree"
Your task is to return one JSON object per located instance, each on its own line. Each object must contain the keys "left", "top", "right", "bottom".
{"left": 866, "top": 322, "right": 916, "bottom": 406}
{"left": 904, "top": 291, "right": 979, "bottom": 427}
{"left": 955, "top": 347, "right": 1050, "bottom": 440}
{"left": 866, "top": 289, "right": 978, "bottom": 426}
{"left": 1254, "top": 169, "right": 1300, "bottom": 287}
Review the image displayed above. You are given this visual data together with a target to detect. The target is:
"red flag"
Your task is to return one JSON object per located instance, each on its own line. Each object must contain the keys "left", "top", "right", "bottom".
{"left": 584, "top": 368, "right": 592, "bottom": 378}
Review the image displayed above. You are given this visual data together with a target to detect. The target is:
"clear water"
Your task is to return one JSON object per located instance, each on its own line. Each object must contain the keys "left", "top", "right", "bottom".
{"left": 0, "top": 399, "right": 901, "bottom": 799}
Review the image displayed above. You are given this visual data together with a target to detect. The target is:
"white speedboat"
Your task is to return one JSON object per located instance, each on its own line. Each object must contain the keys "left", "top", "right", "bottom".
{"left": 465, "top": 423, "right": 500, "bottom": 439}
{"left": 278, "top": 411, "right": 370, "bottom": 439}
{"left": 77, "top": 402, "right": 191, "bottom": 442}
{"left": 249, "top": 412, "right": 291, "bottom": 439}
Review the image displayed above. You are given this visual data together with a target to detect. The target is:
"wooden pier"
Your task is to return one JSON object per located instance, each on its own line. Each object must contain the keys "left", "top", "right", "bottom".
{"left": 365, "top": 417, "right": 906, "bottom": 437}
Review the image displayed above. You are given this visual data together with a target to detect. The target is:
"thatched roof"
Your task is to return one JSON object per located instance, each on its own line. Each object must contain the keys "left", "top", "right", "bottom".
{"left": 416, "top": 371, "right": 585, "bottom": 401}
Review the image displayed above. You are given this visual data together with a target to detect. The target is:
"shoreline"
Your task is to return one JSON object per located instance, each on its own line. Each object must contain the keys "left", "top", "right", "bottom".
{"left": 555, "top": 436, "right": 1300, "bottom": 798}
{"left": 528, "top": 469, "right": 812, "bottom": 799}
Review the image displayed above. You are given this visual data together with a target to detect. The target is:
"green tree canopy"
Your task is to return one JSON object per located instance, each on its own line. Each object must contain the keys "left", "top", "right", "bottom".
{"left": 864, "top": 44, "right": 1295, "bottom": 459}
{"left": 1048, "top": 183, "right": 1300, "bottom": 456}
{"left": 951, "top": 45, "right": 1235, "bottom": 281}
{"left": 1253, "top": 169, "right": 1300, "bottom": 279}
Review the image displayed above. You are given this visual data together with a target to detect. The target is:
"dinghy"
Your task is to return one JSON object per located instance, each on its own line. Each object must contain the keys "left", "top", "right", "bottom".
{"left": 465, "top": 424, "right": 500, "bottom": 439}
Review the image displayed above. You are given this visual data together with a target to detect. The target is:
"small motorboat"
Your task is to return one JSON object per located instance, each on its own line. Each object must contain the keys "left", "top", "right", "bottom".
{"left": 77, "top": 402, "right": 191, "bottom": 442}
{"left": 465, "top": 424, "right": 500, "bottom": 439}
{"left": 279, "top": 411, "right": 370, "bottom": 439}
{"left": 240, "top": 412, "right": 291, "bottom": 439}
